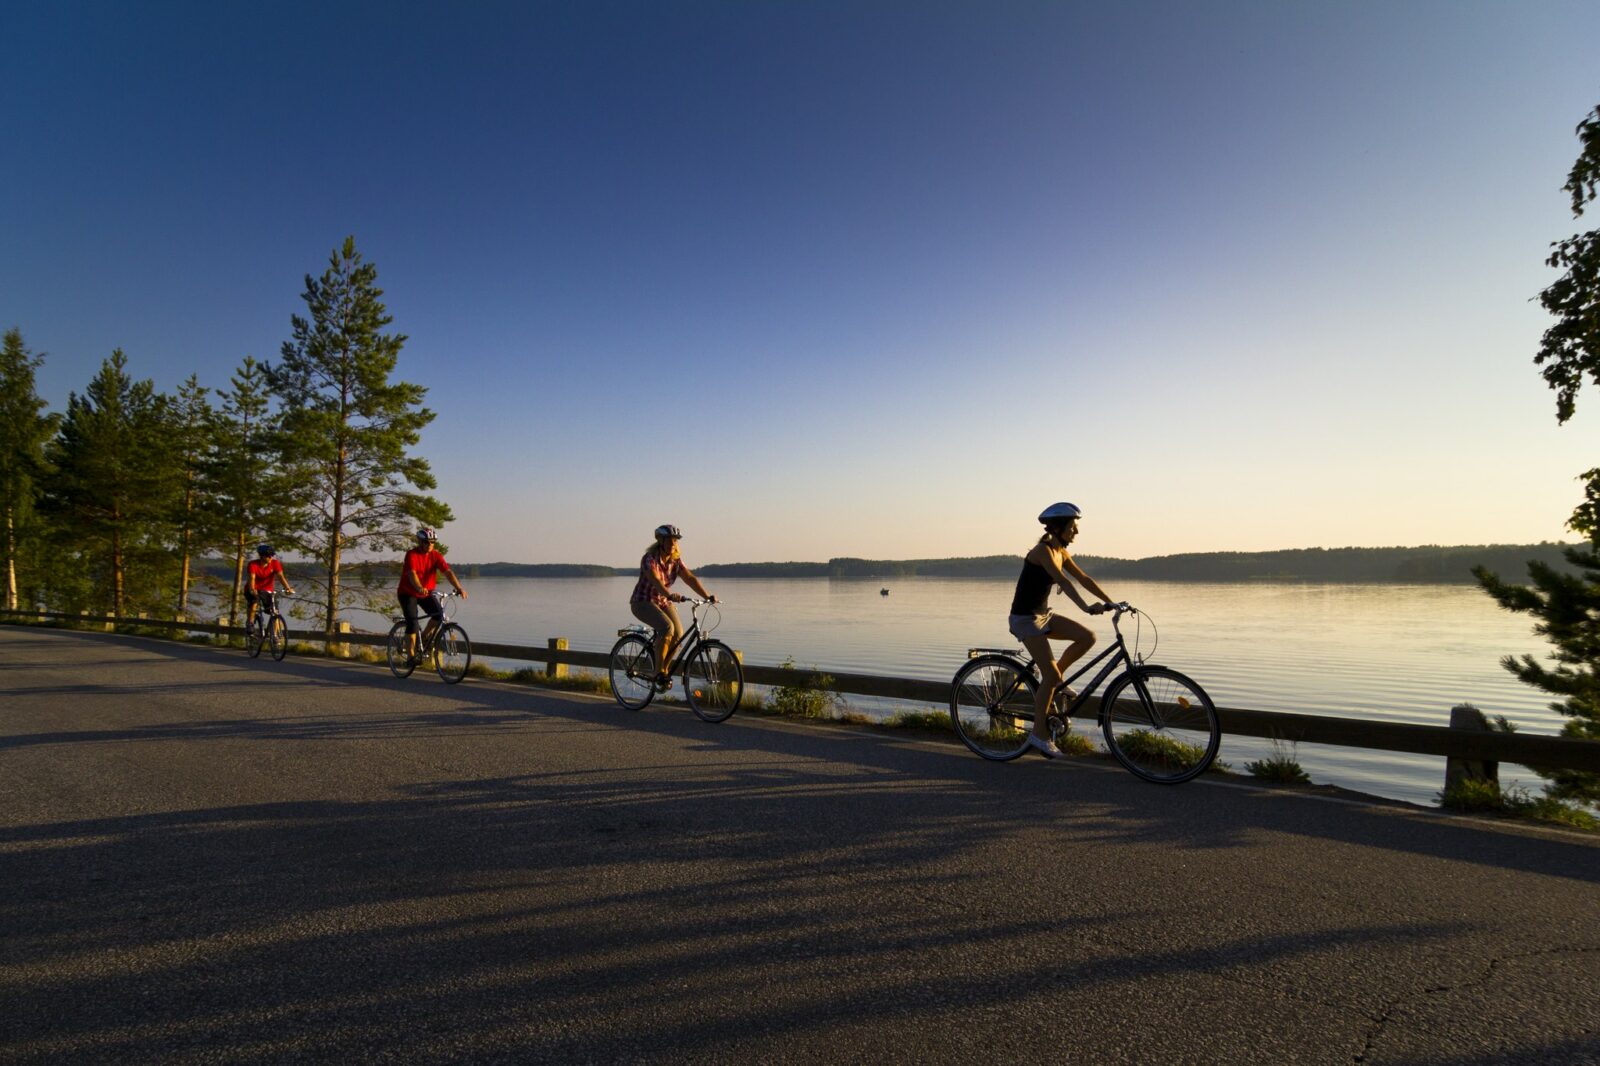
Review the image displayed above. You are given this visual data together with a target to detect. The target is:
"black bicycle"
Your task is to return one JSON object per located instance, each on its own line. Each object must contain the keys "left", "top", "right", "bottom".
{"left": 949, "top": 603, "right": 1220, "bottom": 783}
{"left": 246, "top": 592, "right": 290, "bottom": 662}
{"left": 386, "top": 590, "right": 471, "bottom": 684}
{"left": 608, "top": 598, "right": 743, "bottom": 722}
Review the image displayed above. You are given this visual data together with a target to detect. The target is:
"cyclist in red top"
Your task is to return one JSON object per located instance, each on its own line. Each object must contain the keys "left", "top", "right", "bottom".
{"left": 246, "top": 544, "right": 295, "bottom": 628}
{"left": 398, "top": 527, "right": 467, "bottom": 661}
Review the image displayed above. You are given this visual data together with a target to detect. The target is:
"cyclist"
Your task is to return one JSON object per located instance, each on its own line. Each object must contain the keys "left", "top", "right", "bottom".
{"left": 1009, "top": 502, "right": 1115, "bottom": 758}
{"left": 246, "top": 544, "right": 295, "bottom": 629}
{"left": 631, "top": 524, "right": 716, "bottom": 691}
{"left": 398, "top": 527, "right": 467, "bottom": 662}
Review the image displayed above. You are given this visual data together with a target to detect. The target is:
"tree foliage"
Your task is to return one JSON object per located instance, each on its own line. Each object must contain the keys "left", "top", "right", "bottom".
{"left": 1534, "top": 104, "right": 1600, "bottom": 431}
{"left": 268, "top": 237, "right": 451, "bottom": 631}
{"left": 0, "top": 328, "right": 58, "bottom": 610}
{"left": 1477, "top": 102, "right": 1600, "bottom": 810}
{"left": 203, "top": 356, "right": 306, "bottom": 625}
{"left": 1475, "top": 550, "right": 1600, "bottom": 806}
{"left": 41, "top": 351, "right": 171, "bottom": 616}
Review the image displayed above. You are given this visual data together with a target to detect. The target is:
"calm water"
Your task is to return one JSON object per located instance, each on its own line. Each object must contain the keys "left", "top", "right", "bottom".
{"left": 331, "top": 576, "right": 1559, "bottom": 807}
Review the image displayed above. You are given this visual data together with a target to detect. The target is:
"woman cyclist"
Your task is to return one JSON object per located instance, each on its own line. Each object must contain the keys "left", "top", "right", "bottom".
{"left": 631, "top": 524, "right": 716, "bottom": 691}
{"left": 245, "top": 544, "right": 295, "bottom": 628}
{"left": 398, "top": 527, "right": 467, "bottom": 662}
{"left": 1010, "top": 503, "right": 1115, "bottom": 758}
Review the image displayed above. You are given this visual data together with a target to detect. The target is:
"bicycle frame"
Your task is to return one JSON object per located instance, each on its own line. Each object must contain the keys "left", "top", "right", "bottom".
{"left": 988, "top": 608, "right": 1152, "bottom": 725}
{"left": 621, "top": 600, "right": 716, "bottom": 674}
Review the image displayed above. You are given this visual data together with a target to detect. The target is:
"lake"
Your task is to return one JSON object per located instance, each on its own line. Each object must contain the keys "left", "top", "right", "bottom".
{"left": 329, "top": 575, "right": 1561, "bottom": 808}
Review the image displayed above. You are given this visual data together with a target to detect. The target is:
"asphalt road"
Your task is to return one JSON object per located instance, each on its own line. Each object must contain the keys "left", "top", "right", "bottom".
{"left": 1, "top": 625, "right": 1597, "bottom": 1065}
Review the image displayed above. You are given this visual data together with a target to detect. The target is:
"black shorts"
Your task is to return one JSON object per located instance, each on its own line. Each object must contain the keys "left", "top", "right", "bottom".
{"left": 398, "top": 592, "right": 442, "bottom": 634}
{"left": 247, "top": 590, "right": 274, "bottom": 613}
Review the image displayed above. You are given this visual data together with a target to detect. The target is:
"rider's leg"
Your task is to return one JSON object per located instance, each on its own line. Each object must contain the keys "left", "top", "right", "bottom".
{"left": 419, "top": 595, "right": 443, "bottom": 656}
{"left": 1048, "top": 615, "right": 1096, "bottom": 697}
{"left": 400, "top": 594, "right": 421, "bottom": 658}
{"left": 1019, "top": 633, "right": 1061, "bottom": 739}
{"left": 632, "top": 600, "right": 681, "bottom": 677}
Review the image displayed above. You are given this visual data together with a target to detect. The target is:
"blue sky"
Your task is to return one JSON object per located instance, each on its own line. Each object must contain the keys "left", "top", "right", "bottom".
{"left": 5, "top": 2, "right": 1600, "bottom": 564}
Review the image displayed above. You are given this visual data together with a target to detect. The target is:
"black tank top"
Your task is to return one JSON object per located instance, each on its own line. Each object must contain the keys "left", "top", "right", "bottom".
{"left": 1010, "top": 555, "right": 1054, "bottom": 616}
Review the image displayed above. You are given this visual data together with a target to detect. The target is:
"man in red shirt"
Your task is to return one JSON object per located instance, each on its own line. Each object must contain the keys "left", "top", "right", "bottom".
{"left": 246, "top": 544, "right": 295, "bottom": 628}
{"left": 398, "top": 527, "right": 467, "bottom": 660}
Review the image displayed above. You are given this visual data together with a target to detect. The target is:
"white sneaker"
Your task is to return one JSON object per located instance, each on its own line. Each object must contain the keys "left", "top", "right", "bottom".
{"left": 1027, "top": 734, "right": 1063, "bottom": 759}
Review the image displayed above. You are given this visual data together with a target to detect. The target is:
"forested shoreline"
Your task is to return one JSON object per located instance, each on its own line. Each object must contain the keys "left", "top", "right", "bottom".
{"left": 252, "top": 543, "right": 1569, "bottom": 585}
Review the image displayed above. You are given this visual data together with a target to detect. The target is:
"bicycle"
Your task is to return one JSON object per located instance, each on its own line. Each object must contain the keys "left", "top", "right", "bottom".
{"left": 246, "top": 592, "right": 290, "bottom": 662}
{"left": 386, "top": 590, "right": 472, "bottom": 684}
{"left": 949, "top": 603, "right": 1220, "bottom": 784}
{"left": 608, "top": 598, "right": 743, "bottom": 722}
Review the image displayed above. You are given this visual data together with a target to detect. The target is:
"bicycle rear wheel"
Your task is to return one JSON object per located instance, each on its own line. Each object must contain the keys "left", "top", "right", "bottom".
{"left": 1101, "top": 667, "right": 1220, "bottom": 784}
{"left": 247, "top": 616, "right": 265, "bottom": 658}
{"left": 684, "top": 640, "right": 743, "bottom": 723}
{"left": 269, "top": 616, "right": 288, "bottom": 661}
{"left": 609, "top": 633, "right": 656, "bottom": 710}
{"left": 386, "top": 621, "right": 416, "bottom": 679}
{"left": 950, "top": 655, "right": 1036, "bottom": 761}
{"left": 435, "top": 623, "right": 471, "bottom": 684}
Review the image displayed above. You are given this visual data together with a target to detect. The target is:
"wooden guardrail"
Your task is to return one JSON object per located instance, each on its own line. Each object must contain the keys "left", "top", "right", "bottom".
{"left": 4, "top": 608, "right": 1598, "bottom": 773}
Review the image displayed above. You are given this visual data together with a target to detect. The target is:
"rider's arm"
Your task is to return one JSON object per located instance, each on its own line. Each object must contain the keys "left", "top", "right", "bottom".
{"left": 276, "top": 560, "right": 294, "bottom": 596}
{"left": 1060, "top": 553, "right": 1112, "bottom": 607}
{"left": 441, "top": 558, "right": 466, "bottom": 598}
{"left": 679, "top": 565, "right": 713, "bottom": 602}
{"left": 1031, "top": 544, "right": 1093, "bottom": 612}
{"left": 643, "top": 561, "right": 676, "bottom": 601}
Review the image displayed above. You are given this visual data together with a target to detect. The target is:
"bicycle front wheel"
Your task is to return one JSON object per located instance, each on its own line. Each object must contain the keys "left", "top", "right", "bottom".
{"left": 387, "top": 621, "right": 416, "bottom": 679}
{"left": 247, "top": 617, "right": 265, "bottom": 659}
{"left": 950, "top": 655, "right": 1036, "bottom": 761}
{"left": 435, "top": 623, "right": 471, "bottom": 684}
{"left": 269, "top": 616, "right": 288, "bottom": 661}
{"left": 1101, "top": 667, "right": 1220, "bottom": 784}
{"left": 684, "top": 640, "right": 743, "bottom": 723}
{"left": 609, "top": 633, "right": 656, "bottom": 710}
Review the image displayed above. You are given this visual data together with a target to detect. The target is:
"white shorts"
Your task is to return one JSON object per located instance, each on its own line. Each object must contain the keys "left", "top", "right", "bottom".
{"left": 1008, "top": 610, "right": 1054, "bottom": 640}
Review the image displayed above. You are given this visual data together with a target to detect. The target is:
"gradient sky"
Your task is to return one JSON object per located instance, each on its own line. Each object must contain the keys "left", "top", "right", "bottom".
{"left": 5, "top": 1, "right": 1600, "bottom": 565}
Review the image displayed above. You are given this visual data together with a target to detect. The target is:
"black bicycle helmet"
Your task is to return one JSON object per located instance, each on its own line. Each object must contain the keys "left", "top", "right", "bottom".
{"left": 655, "top": 524, "right": 682, "bottom": 539}
{"left": 416, "top": 527, "right": 437, "bottom": 544}
{"left": 256, "top": 544, "right": 275, "bottom": 557}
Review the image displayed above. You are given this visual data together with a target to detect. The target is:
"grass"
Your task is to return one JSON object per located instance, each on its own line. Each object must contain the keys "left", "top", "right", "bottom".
{"left": 1110, "top": 728, "right": 1228, "bottom": 774}
{"left": 1439, "top": 779, "right": 1597, "bottom": 830}
{"left": 1246, "top": 739, "right": 1311, "bottom": 784}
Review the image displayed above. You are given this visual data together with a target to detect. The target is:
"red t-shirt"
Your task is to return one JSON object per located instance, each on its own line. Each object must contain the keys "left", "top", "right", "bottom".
{"left": 248, "top": 558, "right": 284, "bottom": 592}
{"left": 399, "top": 547, "right": 451, "bottom": 596}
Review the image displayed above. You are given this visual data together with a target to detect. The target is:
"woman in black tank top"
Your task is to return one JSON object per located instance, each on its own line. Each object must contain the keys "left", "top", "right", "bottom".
{"left": 1009, "top": 503, "right": 1116, "bottom": 759}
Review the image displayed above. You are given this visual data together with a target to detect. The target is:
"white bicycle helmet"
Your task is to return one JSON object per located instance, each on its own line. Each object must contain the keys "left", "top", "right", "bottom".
{"left": 1038, "top": 502, "right": 1082, "bottom": 524}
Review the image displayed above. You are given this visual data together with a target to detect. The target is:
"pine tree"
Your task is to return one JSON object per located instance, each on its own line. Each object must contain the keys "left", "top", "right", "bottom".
{"left": 268, "top": 237, "right": 451, "bottom": 633}
{"left": 1476, "top": 554, "right": 1600, "bottom": 806}
{"left": 0, "top": 328, "right": 57, "bottom": 611}
{"left": 205, "top": 356, "right": 304, "bottom": 626}
{"left": 166, "top": 375, "right": 215, "bottom": 618}
{"left": 42, "top": 350, "right": 169, "bottom": 616}
{"left": 1476, "top": 102, "right": 1600, "bottom": 808}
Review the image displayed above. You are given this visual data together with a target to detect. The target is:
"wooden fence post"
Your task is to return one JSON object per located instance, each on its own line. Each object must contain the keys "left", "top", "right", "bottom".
{"left": 548, "top": 638, "right": 568, "bottom": 679}
{"left": 1444, "top": 704, "right": 1499, "bottom": 794}
{"left": 215, "top": 615, "right": 228, "bottom": 646}
{"left": 335, "top": 622, "right": 352, "bottom": 659}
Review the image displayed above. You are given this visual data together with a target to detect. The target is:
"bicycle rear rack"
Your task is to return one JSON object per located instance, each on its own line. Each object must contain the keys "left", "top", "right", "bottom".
{"left": 967, "top": 647, "right": 1023, "bottom": 658}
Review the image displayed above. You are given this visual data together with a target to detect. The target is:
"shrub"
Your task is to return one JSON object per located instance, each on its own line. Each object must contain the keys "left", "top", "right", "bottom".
{"left": 1246, "top": 740, "right": 1311, "bottom": 784}
{"left": 769, "top": 657, "right": 843, "bottom": 719}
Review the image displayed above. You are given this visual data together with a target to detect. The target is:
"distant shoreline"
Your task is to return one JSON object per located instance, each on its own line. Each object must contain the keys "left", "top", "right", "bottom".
{"left": 438, "top": 543, "right": 1579, "bottom": 585}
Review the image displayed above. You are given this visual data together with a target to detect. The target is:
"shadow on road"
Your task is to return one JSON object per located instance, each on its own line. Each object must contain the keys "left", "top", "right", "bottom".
{"left": 3, "top": 625, "right": 1598, "bottom": 1063}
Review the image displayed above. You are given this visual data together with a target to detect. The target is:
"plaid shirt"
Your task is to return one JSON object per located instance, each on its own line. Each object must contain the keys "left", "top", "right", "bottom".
{"left": 631, "top": 551, "right": 682, "bottom": 607}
